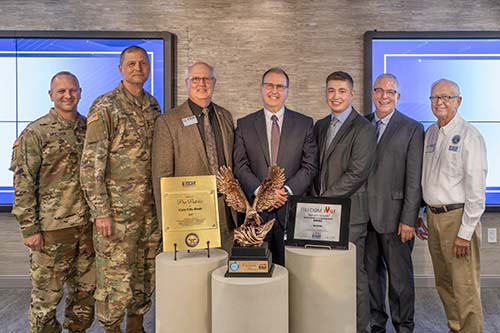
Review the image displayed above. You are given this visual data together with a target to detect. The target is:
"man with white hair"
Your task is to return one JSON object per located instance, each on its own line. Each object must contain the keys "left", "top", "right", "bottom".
{"left": 418, "top": 79, "right": 487, "bottom": 333}
{"left": 152, "top": 62, "right": 236, "bottom": 252}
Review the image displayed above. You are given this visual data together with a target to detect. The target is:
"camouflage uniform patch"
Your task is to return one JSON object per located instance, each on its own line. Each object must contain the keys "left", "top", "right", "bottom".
{"left": 80, "top": 82, "right": 161, "bottom": 329}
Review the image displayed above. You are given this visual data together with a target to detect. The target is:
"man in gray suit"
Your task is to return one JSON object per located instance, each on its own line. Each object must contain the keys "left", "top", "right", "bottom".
{"left": 364, "top": 74, "right": 424, "bottom": 333}
{"left": 313, "top": 71, "right": 376, "bottom": 333}
{"left": 152, "top": 62, "right": 235, "bottom": 252}
{"left": 233, "top": 67, "right": 318, "bottom": 265}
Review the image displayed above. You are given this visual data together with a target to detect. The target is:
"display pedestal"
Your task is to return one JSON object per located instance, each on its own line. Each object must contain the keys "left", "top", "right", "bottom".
{"left": 156, "top": 249, "right": 227, "bottom": 333}
{"left": 286, "top": 243, "right": 356, "bottom": 333}
{"left": 211, "top": 265, "right": 288, "bottom": 333}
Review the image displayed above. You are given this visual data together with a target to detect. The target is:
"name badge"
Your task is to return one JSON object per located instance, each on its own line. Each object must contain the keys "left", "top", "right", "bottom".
{"left": 182, "top": 115, "right": 198, "bottom": 127}
{"left": 448, "top": 145, "right": 459, "bottom": 152}
{"left": 425, "top": 143, "right": 435, "bottom": 153}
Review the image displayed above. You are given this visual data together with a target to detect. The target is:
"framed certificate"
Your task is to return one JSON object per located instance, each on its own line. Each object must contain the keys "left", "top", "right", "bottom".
{"left": 285, "top": 196, "right": 350, "bottom": 250}
{"left": 161, "top": 175, "right": 221, "bottom": 252}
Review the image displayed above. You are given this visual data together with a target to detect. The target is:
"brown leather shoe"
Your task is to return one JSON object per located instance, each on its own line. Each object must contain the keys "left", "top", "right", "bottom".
{"left": 126, "top": 314, "right": 145, "bottom": 333}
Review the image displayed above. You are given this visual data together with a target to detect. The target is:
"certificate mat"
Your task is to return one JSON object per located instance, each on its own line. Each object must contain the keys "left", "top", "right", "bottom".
{"left": 161, "top": 175, "right": 220, "bottom": 251}
{"left": 286, "top": 196, "right": 350, "bottom": 250}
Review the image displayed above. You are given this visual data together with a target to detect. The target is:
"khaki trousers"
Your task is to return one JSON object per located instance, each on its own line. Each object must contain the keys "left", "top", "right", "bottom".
{"left": 427, "top": 207, "right": 483, "bottom": 333}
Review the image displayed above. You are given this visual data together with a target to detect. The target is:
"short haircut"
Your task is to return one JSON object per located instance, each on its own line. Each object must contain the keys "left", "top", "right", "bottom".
{"left": 184, "top": 62, "right": 217, "bottom": 81}
{"left": 262, "top": 67, "right": 289, "bottom": 88}
{"left": 49, "top": 71, "right": 80, "bottom": 90}
{"left": 431, "top": 79, "right": 461, "bottom": 95}
{"left": 373, "top": 73, "right": 400, "bottom": 92}
{"left": 120, "top": 45, "right": 149, "bottom": 65}
{"left": 325, "top": 71, "right": 354, "bottom": 88}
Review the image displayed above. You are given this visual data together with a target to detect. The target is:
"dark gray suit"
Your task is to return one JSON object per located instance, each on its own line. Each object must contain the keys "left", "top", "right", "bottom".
{"left": 313, "top": 108, "right": 376, "bottom": 333}
{"left": 233, "top": 108, "right": 318, "bottom": 265}
{"left": 364, "top": 110, "right": 424, "bottom": 333}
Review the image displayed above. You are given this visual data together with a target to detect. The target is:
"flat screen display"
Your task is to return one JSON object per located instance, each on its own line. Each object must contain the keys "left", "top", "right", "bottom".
{"left": 364, "top": 31, "right": 500, "bottom": 208}
{"left": 0, "top": 31, "right": 175, "bottom": 208}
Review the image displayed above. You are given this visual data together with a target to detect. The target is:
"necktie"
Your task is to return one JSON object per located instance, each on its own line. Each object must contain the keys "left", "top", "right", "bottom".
{"left": 202, "top": 108, "right": 219, "bottom": 175}
{"left": 375, "top": 119, "right": 383, "bottom": 143}
{"left": 324, "top": 117, "right": 339, "bottom": 154}
{"left": 271, "top": 115, "right": 280, "bottom": 165}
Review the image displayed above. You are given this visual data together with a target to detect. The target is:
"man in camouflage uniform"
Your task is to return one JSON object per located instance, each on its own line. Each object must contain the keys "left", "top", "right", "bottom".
{"left": 80, "top": 46, "right": 161, "bottom": 333}
{"left": 10, "top": 71, "right": 95, "bottom": 333}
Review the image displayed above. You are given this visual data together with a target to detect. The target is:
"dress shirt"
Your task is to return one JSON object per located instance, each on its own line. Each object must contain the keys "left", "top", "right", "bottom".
{"left": 254, "top": 107, "right": 291, "bottom": 195}
{"left": 188, "top": 99, "right": 226, "bottom": 167}
{"left": 330, "top": 105, "right": 352, "bottom": 133}
{"left": 264, "top": 107, "right": 285, "bottom": 160}
{"left": 422, "top": 113, "right": 487, "bottom": 240}
{"left": 373, "top": 109, "right": 395, "bottom": 142}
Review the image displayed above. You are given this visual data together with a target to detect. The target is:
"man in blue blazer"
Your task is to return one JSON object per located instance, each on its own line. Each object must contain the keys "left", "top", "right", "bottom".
{"left": 364, "top": 73, "right": 424, "bottom": 333}
{"left": 313, "top": 71, "right": 376, "bottom": 333}
{"left": 233, "top": 67, "right": 318, "bottom": 265}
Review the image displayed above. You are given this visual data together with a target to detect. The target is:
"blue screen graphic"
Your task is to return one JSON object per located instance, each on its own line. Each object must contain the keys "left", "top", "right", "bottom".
{"left": 0, "top": 37, "right": 165, "bottom": 205}
{"left": 371, "top": 38, "right": 500, "bottom": 206}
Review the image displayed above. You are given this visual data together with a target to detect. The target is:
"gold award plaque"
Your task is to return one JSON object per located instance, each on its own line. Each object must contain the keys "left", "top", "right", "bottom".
{"left": 161, "top": 175, "right": 220, "bottom": 252}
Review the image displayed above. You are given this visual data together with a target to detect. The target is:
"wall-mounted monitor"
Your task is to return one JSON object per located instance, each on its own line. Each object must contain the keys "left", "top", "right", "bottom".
{"left": 364, "top": 31, "right": 500, "bottom": 209}
{"left": 0, "top": 31, "right": 176, "bottom": 209}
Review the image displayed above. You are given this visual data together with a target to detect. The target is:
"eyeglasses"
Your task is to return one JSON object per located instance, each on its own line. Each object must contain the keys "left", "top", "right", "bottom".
{"left": 373, "top": 88, "right": 398, "bottom": 97}
{"left": 263, "top": 82, "right": 288, "bottom": 92}
{"left": 187, "top": 77, "right": 215, "bottom": 84}
{"left": 429, "top": 95, "right": 459, "bottom": 103}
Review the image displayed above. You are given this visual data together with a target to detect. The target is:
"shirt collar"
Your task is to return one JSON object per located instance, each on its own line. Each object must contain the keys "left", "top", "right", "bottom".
{"left": 439, "top": 112, "right": 463, "bottom": 136}
{"left": 374, "top": 109, "right": 395, "bottom": 125}
{"left": 49, "top": 107, "right": 83, "bottom": 130}
{"left": 264, "top": 107, "right": 285, "bottom": 120}
{"left": 331, "top": 105, "right": 352, "bottom": 123}
{"left": 119, "top": 81, "right": 147, "bottom": 108}
{"left": 189, "top": 98, "right": 214, "bottom": 118}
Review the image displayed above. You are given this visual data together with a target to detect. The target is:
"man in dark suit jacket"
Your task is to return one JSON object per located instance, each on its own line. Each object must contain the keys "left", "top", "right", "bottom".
{"left": 313, "top": 71, "right": 376, "bottom": 333}
{"left": 233, "top": 67, "right": 318, "bottom": 265}
{"left": 152, "top": 62, "right": 236, "bottom": 252}
{"left": 365, "top": 74, "right": 424, "bottom": 333}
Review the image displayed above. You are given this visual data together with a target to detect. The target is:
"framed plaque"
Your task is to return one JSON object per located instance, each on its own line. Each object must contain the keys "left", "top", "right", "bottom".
{"left": 285, "top": 196, "right": 351, "bottom": 250}
{"left": 161, "top": 175, "right": 220, "bottom": 252}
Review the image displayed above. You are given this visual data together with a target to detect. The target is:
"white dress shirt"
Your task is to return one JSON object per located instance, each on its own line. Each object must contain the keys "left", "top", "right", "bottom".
{"left": 264, "top": 107, "right": 285, "bottom": 161}
{"left": 422, "top": 113, "right": 488, "bottom": 240}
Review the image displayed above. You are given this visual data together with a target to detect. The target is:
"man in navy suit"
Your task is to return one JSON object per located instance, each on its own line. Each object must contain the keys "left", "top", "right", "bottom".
{"left": 313, "top": 71, "right": 376, "bottom": 333}
{"left": 233, "top": 67, "right": 318, "bottom": 265}
{"left": 365, "top": 73, "right": 424, "bottom": 333}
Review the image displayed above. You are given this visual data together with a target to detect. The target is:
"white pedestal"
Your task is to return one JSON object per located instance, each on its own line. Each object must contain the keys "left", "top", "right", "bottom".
{"left": 156, "top": 249, "right": 227, "bottom": 333}
{"left": 211, "top": 265, "right": 289, "bottom": 333}
{"left": 286, "top": 243, "right": 356, "bottom": 333}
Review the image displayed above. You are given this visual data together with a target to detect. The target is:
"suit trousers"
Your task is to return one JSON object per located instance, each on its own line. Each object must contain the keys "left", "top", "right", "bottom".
{"left": 263, "top": 210, "right": 285, "bottom": 266}
{"left": 350, "top": 223, "right": 370, "bottom": 333}
{"left": 427, "top": 208, "right": 483, "bottom": 333}
{"left": 365, "top": 223, "right": 415, "bottom": 333}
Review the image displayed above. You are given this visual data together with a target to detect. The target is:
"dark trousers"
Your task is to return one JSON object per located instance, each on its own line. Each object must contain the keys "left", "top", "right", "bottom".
{"left": 365, "top": 222, "right": 415, "bottom": 333}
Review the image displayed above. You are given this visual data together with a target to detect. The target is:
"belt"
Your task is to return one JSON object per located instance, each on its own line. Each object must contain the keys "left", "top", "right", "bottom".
{"left": 428, "top": 203, "right": 464, "bottom": 214}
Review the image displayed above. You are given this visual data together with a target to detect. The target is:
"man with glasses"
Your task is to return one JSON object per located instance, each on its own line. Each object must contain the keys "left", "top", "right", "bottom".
{"left": 418, "top": 79, "right": 487, "bottom": 333}
{"left": 152, "top": 61, "right": 236, "bottom": 252}
{"left": 364, "top": 74, "right": 424, "bottom": 333}
{"left": 233, "top": 67, "right": 318, "bottom": 265}
{"left": 81, "top": 46, "right": 161, "bottom": 333}
{"left": 312, "top": 71, "right": 376, "bottom": 333}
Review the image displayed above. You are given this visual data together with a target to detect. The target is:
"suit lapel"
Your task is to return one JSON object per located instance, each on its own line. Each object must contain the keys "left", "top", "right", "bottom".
{"left": 254, "top": 110, "right": 270, "bottom": 167}
{"left": 180, "top": 101, "right": 210, "bottom": 171}
{"left": 323, "top": 109, "right": 357, "bottom": 162}
{"left": 213, "top": 105, "right": 233, "bottom": 167}
{"left": 377, "top": 110, "right": 401, "bottom": 150}
{"left": 277, "top": 108, "right": 295, "bottom": 165}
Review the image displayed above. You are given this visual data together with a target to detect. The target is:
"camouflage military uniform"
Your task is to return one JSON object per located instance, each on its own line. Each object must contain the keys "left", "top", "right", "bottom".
{"left": 80, "top": 82, "right": 161, "bottom": 329}
{"left": 10, "top": 108, "right": 95, "bottom": 333}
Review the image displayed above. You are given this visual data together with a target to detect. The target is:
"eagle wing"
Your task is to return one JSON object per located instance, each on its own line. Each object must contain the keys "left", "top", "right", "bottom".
{"left": 216, "top": 166, "right": 249, "bottom": 213}
{"left": 254, "top": 165, "right": 286, "bottom": 212}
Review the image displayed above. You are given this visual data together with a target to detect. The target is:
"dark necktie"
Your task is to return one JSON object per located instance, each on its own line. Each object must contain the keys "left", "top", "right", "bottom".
{"left": 202, "top": 108, "right": 219, "bottom": 175}
{"left": 375, "top": 119, "right": 383, "bottom": 143}
{"left": 271, "top": 115, "right": 280, "bottom": 165}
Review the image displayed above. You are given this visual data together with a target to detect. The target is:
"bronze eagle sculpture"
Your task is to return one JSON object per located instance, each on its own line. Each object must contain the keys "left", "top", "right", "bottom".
{"left": 216, "top": 165, "right": 285, "bottom": 247}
